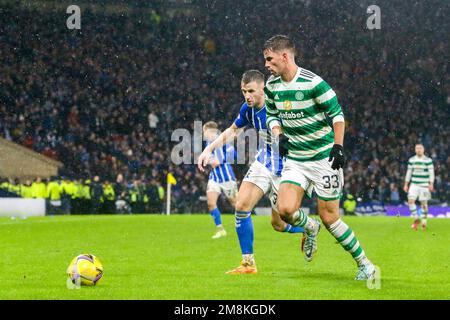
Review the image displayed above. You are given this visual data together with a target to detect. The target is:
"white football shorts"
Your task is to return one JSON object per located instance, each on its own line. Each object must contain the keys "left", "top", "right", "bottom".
{"left": 281, "top": 157, "right": 343, "bottom": 200}
{"left": 408, "top": 184, "right": 431, "bottom": 202}
{"left": 243, "top": 160, "right": 313, "bottom": 210}
{"left": 206, "top": 180, "right": 238, "bottom": 199}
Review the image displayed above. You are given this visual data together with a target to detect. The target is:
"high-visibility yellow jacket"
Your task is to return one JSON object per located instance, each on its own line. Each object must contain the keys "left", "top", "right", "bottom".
{"left": 103, "top": 184, "right": 115, "bottom": 201}
{"left": 47, "top": 181, "right": 62, "bottom": 201}
{"left": 31, "top": 182, "right": 47, "bottom": 198}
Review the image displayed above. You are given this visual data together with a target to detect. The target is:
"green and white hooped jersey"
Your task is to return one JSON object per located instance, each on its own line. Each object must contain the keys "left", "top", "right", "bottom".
{"left": 264, "top": 67, "right": 344, "bottom": 162}
{"left": 405, "top": 155, "right": 434, "bottom": 187}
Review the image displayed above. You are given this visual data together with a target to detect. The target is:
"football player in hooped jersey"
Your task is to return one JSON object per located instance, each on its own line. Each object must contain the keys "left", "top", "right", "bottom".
{"left": 263, "top": 35, "right": 375, "bottom": 280}
{"left": 198, "top": 70, "right": 306, "bottom": 275}
{"left": 203, "top": 121, "right": 238, "bottom": 239}
{"left": 403, "top": 143, "right": 435, "bottom": 230}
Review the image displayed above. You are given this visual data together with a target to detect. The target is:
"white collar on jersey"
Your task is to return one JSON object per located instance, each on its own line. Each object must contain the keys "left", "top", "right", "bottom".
{"left": 280, "top": 66, "right": 300, "bottom": 86}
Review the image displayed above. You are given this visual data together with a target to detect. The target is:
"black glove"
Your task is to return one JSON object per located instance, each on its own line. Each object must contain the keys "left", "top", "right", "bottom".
{"left": 277, "top": 134, "right": 290, "bottom": 157}
{"left": 329, "top": 144, "right": 345, "bottom": 170}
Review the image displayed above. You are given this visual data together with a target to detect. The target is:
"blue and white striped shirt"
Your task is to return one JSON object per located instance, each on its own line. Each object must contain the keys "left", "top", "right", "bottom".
{"left": 234, "top": 102, "right": 283, "bottom": 176}
{"left": 207, "top": 142, "right": 236, "bottom": 183}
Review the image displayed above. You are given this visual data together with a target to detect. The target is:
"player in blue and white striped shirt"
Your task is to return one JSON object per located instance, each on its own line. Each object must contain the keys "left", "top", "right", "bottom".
{"left": 203, "top": 121, "right": 238, "bottom": 239}
{"left": 198, "top": 70, "right": 308, "bottom": 274}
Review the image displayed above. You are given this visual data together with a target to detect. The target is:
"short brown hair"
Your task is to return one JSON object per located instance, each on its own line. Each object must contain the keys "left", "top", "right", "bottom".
{"left": 203, "top": 121, "right": 218, "bottom": 130}
{"left": 263, "top": 35, "right": 296, "bottom": 55}
{"left": 241, "top": 70, "right": 265, "bottom": 85}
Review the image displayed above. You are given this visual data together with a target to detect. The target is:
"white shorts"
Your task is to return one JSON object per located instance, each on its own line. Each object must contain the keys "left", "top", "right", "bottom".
{"left": 243, "top": 160, "right": 314, "bottom": 210}
{"left": 243, "top": 161, "right": 280, "bottom": 210}
{"left": 408, "top": 184, "right": 431, "bottom": 202}
{"left": 206, "top": 180, "right": 238, "bottom": 199}
{"left": 281, "top": 157, "right": 343, "bottom": 200}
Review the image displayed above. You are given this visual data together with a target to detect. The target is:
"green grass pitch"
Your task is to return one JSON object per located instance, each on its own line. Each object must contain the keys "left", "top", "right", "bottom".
{"left": 0, "top": 214, "right": 448, "bottom": 300}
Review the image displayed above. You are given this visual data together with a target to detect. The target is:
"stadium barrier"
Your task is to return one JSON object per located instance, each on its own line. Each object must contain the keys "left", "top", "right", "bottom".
{"left": 355, "top": 201, "right": 386, "bottom": 216}
{"left": 385, "top": 205, "right": 450, "bottom": 218}
{"left": 0, "top": 198, "right": 46, "bottom": 217}
{"left": 355, "top": 201, "right": 450, "bottom": 218}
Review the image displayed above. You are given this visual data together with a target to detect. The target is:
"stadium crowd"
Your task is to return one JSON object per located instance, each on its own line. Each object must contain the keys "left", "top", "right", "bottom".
{"left": 0, "top": 1, "right": 448, "bottom": 213}
{"left": 0, "top": 176, "right": 164, "bottom": 214}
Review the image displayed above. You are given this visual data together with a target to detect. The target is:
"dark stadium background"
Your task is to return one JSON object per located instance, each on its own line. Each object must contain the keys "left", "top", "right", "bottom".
{"left": 0, "top": 0, "right": 448, "bottom": 214}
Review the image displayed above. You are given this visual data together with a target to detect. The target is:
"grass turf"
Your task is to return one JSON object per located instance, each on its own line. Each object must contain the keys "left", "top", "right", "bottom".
{"left": 0, "top": 214, "right": 448, "bottom": 300}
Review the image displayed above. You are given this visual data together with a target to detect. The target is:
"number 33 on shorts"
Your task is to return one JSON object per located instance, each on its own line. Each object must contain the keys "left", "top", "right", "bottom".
{"left": 322, "top": 175, "right": 339, "bottom": 189}
{"left": 318, "top": 172, "right": 342, "bottom": 200}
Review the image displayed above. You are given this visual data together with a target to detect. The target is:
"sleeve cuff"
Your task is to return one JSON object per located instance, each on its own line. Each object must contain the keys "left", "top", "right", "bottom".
{"left": 332, "top": 115, "right": 345, "bottom": 124}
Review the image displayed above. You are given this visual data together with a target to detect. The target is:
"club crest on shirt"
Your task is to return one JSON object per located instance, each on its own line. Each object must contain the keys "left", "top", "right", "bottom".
{"left": 283, "top": 100, "right": 292, "bottom": 110}
{"left": 295, "top": 91, "right": 304, "bottom": 100}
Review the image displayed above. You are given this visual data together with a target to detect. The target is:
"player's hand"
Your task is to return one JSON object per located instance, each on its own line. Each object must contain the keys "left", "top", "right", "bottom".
{"left": 403, "top": 185, "right": 409, "bottom": 193}
{"left": 210, "top": 158, "right": 220, "bottom": 168}
{"left": 277, "top": 134, "right": 290, "bottom": 157}
{"left": 272, "top": 125, "right": 283, "bottom": 137}
{"left": 328, "top": 144, "right": 345, "bottom": 170}
{"left": 197, "top": 149, "right": 212, "bottom": 172}
{"left": 428, "top": 184, "right": 434, "bottom": 192}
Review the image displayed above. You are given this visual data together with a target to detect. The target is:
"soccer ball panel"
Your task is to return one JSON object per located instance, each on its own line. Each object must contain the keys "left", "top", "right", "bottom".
{"left": 67, "top": 254, "right": 103, "bottom": 286}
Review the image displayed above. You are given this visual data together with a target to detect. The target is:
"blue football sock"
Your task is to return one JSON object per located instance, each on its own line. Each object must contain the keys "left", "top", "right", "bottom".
{"left": 283, "top": 223, "right": 304, "bottom": 233}
{"left": 210, "top": 207, "right": 222, "bottom": 226}
{"left": 235, "top": 211, "right": 253, "bottom": 254}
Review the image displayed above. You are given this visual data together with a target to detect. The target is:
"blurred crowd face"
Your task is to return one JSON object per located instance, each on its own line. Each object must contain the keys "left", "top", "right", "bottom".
{"left": 415, "top": 144, "right": 425, "bottom": 157}
{"left": 241, "top": 81, "right": 265, "bottom": 108}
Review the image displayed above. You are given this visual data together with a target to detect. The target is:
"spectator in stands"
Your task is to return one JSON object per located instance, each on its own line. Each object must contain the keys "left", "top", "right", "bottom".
{"left": 343, "top": 194, "right": 357, "bottom": 216}
{"left": 90, "top": 176, "right": 103, "bottom": 214}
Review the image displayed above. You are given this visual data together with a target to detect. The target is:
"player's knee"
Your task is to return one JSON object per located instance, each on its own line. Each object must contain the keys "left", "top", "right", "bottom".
{"left": 235, "top": 199, "right": 251, "bottom": 212}
{"left": 277, "top": 203, "right": 295, "bottom": 221}
{"left": 207, "top": 202, "right": 216, "bottom": 211}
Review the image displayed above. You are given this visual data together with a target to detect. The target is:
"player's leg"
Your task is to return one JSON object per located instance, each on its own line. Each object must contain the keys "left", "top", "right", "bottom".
{"left": 409, "top": 198, "right": 420, "bottom": 230}
{"left": 207, "top": 190, "right": 226, "bottom": 236}
{"left": 210, "top": 181, "right": 238, "bottom": 239}
{"left": 206, "top": 179, "right": 226, "bottom": 238}
{"left": 277, "top": 159, "right": 320, "bottom": 235}
{"left": 224, "top": 180, "right": 238, "bottom": 209}
{"left": 407, "top": 186, "right": 420, "bottom": 230}
{"left": 277, "top": 182, "right": 320, "bottom": 261}
{"left": 317, "top": 198, "right": 374, "bottom": 279}
{"left": 226, "top": 180, "right": 265, "bottom": 274}
{"left": 420, "top": 201, "right": 428, "bottom": 230}
{"left": 269, "top": 175, "right": 305, "bottom": 234}
{"left": 419, "top": 187, "right": 431, "bottom": 230}
{"left": 271, "top": 209, "right": 304, "bottom": 233}
{"left": 312, "top": 158, "right": 375, "bottom": 279}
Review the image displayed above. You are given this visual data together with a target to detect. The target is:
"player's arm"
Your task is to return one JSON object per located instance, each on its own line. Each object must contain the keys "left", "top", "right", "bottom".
{"left": 265, "top": 86, "right": 292, "bottom": 157}
{"left": 428, "top": 161, "right": 435, "bottom": 192}
{"left": 313, "top": 78, "right": 346, "bottom": 169}
{"left": 265, "top": 86, "right": 282, "bottom": 137}
{"left": 404, "top": 161, "right": 413, "bottom": 192}
{"left": 197, "top": 123, "right": 243, "bottom": 172}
